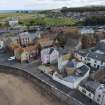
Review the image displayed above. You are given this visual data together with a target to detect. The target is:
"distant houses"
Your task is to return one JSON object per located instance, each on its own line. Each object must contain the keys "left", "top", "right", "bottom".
{"left": 5, "top": 31, "right": 41, "bottom": 63}
{"left": 80, "top": 27, "right": 95, "bottom": 35}
{"left": 8, "top": 20, "right": 18, "bottom": 27}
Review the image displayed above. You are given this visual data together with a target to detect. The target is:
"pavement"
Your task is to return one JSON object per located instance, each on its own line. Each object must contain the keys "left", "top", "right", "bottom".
{"left": 0, "top": 52, "right": 98, "bottom": 105}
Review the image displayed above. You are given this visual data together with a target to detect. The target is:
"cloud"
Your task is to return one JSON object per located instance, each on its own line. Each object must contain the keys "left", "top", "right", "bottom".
{"left": 0, "top": 0, "right": 105, "bottom": 10}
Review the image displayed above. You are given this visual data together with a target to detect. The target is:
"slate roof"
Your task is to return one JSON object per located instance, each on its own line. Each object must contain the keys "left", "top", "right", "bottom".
{"left": 75, "top": 50, "right": 88, "bottom": 57}
{"left": 96, "top": 41, "right": 105, "bottom": 52}
{"left": 80, "top": 81, "right": 101, "bottom": 93}
{"left": 87, "top": 52, "right": 105, "bottom": 62}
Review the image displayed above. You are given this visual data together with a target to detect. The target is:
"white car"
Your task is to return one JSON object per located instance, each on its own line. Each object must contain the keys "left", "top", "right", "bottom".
{"left": 8, "top": 56, "right": 15, "bottom": 61}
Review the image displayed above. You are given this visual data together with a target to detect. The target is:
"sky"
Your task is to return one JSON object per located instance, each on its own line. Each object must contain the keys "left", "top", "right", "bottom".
{"left": 0, "top": 0, "right": 105, "bottom": 10}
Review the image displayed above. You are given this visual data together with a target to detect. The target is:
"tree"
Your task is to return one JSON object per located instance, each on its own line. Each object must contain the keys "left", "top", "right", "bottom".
{"left": 54, "top": 31, "right": 67, "bottom": 48}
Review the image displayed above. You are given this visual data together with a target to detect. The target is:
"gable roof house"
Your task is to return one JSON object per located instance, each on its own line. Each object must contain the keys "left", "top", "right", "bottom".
{"left": 75, "top": 40, "right": 105, "bottom": 69}
{"left": 74, "top": 50, "right": 88, "bottom": 63}
{"left": 95, "top": 29, "right": 105, "bottom": 42}
{"left": 18, "top": 32, "right": 34, "bottom": 47}
{"left": 41, "top": 47, "right": 59, "bottom": 64}
{"left": 14, "top": 44, "right": 39, "bottom": 63}
{"left": 78, "top": 80, "right": 105, "bottom": 105}
{"left": 38, "top": 37, "right": 54, "bottom": 48}
{"left": 86, "top": 50, "right": 105, "bottom": 69}
{"left": 8, "top": 19, "right": 18, "bottom": 27}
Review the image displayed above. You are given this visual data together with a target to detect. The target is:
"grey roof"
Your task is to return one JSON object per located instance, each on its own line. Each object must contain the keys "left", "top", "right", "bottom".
{"left": 81, "top": 81, "right": 101, "bottom": 93}
{"left": 57, "top": 47, "right": 68, "bottom": 55}
{"left": 75, "top": 50, "right": 88, "bottom": 57}
{"left": 96, "top": 41, "right": 105, "bottom": 52}
{"left": 87, "top": 52, "right": 105, "bottom": 62}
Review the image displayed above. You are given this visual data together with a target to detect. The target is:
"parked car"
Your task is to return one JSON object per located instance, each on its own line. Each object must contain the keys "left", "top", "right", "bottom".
{"left": 8, "top": 56, "right": 16, "bottom": 64}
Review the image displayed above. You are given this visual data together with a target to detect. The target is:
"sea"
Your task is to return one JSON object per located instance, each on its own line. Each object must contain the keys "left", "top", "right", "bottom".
{"left": 0, "top": 10, "right": 35, "bottom": 13}
{"left": 0, "top": 10, "right": 17, "bottom": 13}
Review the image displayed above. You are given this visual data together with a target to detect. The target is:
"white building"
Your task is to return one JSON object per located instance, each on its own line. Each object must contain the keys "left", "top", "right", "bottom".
{"left": 78, "top": 81, "right": 105, "bottom": 105}
{"left": 9, "top": 20, "right": 18, "bottom": 27}
{"left": 58, "top": 54, "right": 70, "bottom": 71}
{"left": 75, "top": 40, "right": 105, "bottom": 69}
{"left": 74, "top": 50, "right": 87, "bottom": 63}
{"left": 41, "top": 47, "right": 59, "bottom": 64}
{"left": 80, "top": 27, "right": 95, "bottom": 35}
{"left": 86, "top": 51, "right": 105, "bottom": 69}
{"left": 18, "top": 32, "right": 34, "bottom": 46}
{"left": 53, "top": 61, "right": 90, "bottom": 89}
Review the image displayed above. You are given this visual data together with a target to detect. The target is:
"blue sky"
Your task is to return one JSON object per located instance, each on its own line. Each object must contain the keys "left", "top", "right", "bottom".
{"left": 0, "top": 0, "right": 105, "bottom": 10}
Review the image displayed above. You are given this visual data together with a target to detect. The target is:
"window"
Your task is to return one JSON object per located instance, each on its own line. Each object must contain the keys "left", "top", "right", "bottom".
{"left": 82, "top": 89, "right": 86, "bottom": 94}
{"left": 97, "top": 65, "right": 99, "bottom": 69}
{"left": 98, "top": 95, "right": 101, "bottom": 98}
{"left": 87, "top": 58, "right": 90, "bottom": 61}
{"left": 88, "top": 93, "right": 91, "bottom": 97}
{"left": 95, "top": 61, "right": 97, "bottom": 63}
{"left": 97, "top": 98, "right": 100, "bottom": 102}
{"left": 101, "top": 61, "right": 104, "bottom": 65}
{"left": 94, "top": 64, "right": 96, "bottom": 67}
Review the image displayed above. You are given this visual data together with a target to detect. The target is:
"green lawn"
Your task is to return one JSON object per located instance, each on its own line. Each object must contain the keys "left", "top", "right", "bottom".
{"left": 0, "top": 12, "right": 79, "bottom": 26}
{"left": 20, "top": 17, "right": 78, "bottom": 26}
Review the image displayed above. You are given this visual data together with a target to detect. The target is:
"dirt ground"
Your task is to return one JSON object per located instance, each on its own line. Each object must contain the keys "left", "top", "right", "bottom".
{"left": 0, "top": 73, "right": 63, "bottom": 105}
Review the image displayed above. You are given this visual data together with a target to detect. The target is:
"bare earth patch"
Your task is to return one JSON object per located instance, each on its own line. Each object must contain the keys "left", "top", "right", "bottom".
{"left": 0, "top": 73, "right": 62, "bottom": 105}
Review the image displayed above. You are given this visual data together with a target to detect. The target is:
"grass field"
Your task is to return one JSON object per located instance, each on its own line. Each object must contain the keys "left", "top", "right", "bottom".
{"left": 0, "top": 12, "right": 79, "bottom": 26}
{"left": 0, "top": 12, "right": 44, "bottom": 21}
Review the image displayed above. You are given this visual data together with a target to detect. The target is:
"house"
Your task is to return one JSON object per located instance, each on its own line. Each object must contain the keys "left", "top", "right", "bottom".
{"left": 18, "top": 32, "right": 32, "bottom": 47}
{"left": 74, "top": 50, "right": 88, "bottom": 62}
{"left": 38, "top": 37, "right": 54, "bottom": 48}
{"left": 81, "top": 34, "right": 96, "bottom": 49}
{"left": 80, "top": 27, "right": 105, "bottom": 49}
{"left": 86, "top": 51, "right": 105, "bottom": 69}
{"left": 6, "top": 36, "right": 19, "bottom": 53}
{"left": 41, "top": 47, "right": 59, "bottom": 64}
{"left": 75, "top": 40, "right": 105, "bottom": 69}
{"left": 78, "top": 80, "right": 105, "bottom": 105}
{"left": 90, "top": 69, "right": 105, "bottom": 82}
{"left": 95, "top": 29, "right": 105, "bottom": 42}
{"left": 9, "top": 20, "right": 18, "bottom": 27}
{"left": 14, "top": 44, "right": 39, "bottom": 62}
{"left": 86, "top": 40, "right": 105, "bottom": 69}
{"left": 57, "top": 47, "right": 71, "bottom": 71}
{"left": 52, "top": 60, "right": 90, "bottom": 89}
{"left": 75, "top": 50, "right": 105, "bottom": 69}
{"left": 58, "top": 53, "right": 71, "bottom": 71}
{"left": 80, "top": 27, "right": 95, "bottom": 35}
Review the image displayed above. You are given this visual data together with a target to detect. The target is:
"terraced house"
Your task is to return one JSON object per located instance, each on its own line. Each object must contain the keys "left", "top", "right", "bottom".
{"left": 75, "top": 39, "right": 105, "bottom": 69}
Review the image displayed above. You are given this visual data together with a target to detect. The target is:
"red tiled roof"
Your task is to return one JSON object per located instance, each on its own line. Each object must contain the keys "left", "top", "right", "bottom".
{"left": 14, "top": 44, "right": 38, "bottom": 53}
